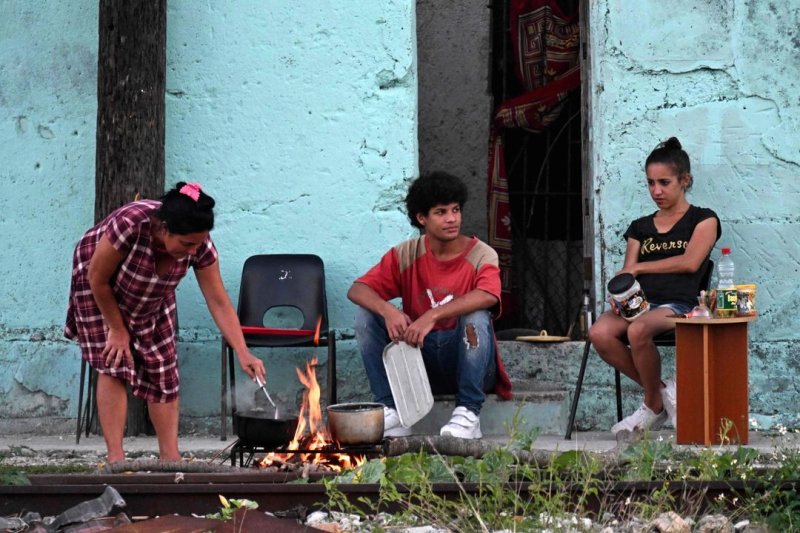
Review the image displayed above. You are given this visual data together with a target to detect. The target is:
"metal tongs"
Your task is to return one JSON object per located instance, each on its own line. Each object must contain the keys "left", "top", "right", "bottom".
{"left": 255, "top": 376, "right": 279, "bottom": 419}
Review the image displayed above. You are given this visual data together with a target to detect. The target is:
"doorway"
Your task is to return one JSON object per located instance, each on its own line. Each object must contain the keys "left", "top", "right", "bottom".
{"left": 416, "top": 0, "right": 590, "bottom": 336}
{"left": 490, "top": 0, "right": 587, "bottom": 336}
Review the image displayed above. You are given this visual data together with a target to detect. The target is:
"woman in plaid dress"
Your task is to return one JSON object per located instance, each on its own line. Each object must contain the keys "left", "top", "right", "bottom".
{"left": 65, "top": 182, "right": 265, "bottom": 463}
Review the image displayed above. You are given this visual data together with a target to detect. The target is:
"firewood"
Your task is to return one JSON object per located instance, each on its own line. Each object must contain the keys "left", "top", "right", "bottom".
{"left": 383, "top": 435, "right": 622, "bottom": 468}
{"left": 262, "top": 456, "right": 302, "bottom": 471}
{"left": 384, "top": 435, "right": 498, "bottom": 458}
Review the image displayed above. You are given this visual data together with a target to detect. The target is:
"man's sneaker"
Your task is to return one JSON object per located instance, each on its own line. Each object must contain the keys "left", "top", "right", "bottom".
{"left": 610, "top": 403, "right": 667, "bottom": 434}
{"left": 440, "top": 406, "right": 482, "bottom": 439}
{"left": 383, "top": 407, "right": 412, "bottom": 438}
{"left": 661, "top": 378, "right": 677, "bottom": 428}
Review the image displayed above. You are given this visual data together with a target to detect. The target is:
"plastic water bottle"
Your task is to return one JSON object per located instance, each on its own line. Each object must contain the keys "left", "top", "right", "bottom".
{"left": 716, "top": 248, "right": 736, "bottom": 317}
{"left": 717, "top": 248, "right": 735, "bottom": 289}
{"left": 579, "top": 290, "right": 593, "bottom": 338}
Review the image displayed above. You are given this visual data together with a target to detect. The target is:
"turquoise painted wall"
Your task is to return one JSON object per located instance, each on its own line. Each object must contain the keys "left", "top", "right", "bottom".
{"left": 2, "top": 0, "right": 798, "bottom": 433}
{"left": 0, "top": 2, "right": 97, "bottom": 422}
{"left": 0, "top": 1, "right": 418, "bottom": 427}
{"left": 584, "top": 0, "right": 800, "bottom": 428}
{"left": 164, "top": 1, "right": 418, "bottom": 418}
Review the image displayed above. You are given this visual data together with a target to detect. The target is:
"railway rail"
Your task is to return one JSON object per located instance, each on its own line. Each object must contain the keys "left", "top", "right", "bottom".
{"left": 3, "top": 471, "right": 799, "bottom": 519}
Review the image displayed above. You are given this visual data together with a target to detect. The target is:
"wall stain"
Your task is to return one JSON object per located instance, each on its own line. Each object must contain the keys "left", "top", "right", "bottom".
{"left": 37, "top": 125, "right": 54, "bottom": 139}
{"left": 15, "top": 115, "right": 28, "bottom": 134}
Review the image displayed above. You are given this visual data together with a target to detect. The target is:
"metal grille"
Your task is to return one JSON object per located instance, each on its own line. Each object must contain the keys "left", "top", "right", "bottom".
{"left": 231, "top": 440, "right": 385, "bottom": 467}
{"left": 491, "top": 0, "right": 585, "bottom": 335}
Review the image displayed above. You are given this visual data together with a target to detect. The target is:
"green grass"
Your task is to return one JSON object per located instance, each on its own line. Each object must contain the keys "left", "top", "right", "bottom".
{"left": 0, "top": 463, "right": 95, "bottom": 485}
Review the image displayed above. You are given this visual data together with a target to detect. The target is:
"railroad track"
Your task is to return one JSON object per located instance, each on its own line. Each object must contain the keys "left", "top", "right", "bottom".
{"left": 4, "top": 471, "right": 799, "bottom": 519}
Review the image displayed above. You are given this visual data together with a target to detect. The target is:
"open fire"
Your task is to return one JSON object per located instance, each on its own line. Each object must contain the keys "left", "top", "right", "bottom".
{"left": 258, "top": 356, "right": 369, "bottom": 472}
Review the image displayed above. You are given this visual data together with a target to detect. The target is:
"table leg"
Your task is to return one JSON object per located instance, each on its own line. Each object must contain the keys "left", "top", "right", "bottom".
{"left": 675, "top": 321, "right": 749, "bottom": 445}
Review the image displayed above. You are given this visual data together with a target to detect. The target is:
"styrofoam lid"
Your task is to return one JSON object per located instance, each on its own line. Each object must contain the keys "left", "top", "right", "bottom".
{"left": 382, "top": 342, "right": 434, "bottom": 428}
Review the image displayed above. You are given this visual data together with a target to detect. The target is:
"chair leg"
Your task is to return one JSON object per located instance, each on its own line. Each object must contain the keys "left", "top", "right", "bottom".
{"left": 327, "top": 334, "right": 337, "bottom": 406}
{"left": 615, "top": 370, "right": 623, "bottom": 421}
{"left": 76, "top": 359, "right": 87, "bottom": 445}
{"left": 86, "top": 370, "right": 97, "bottom": 438}
{"left": 221, "top": 341, "right": 228, "bottom": 441}
{"left": 565, "top": 339, "right": 592, "bottom": 440}
{"left": 228, "top": 347, "right": 237, "bottom": 415}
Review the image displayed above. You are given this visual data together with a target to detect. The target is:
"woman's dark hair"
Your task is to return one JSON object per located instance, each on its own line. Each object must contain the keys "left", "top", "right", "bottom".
{"left": 155, "top": 181, "right": 215, "bottom": 234}
{"left": 405, "top": 171, "right": 468, "bottom": 229}
{"left": 645, "top": 137, "right": 693, "bottom": 189}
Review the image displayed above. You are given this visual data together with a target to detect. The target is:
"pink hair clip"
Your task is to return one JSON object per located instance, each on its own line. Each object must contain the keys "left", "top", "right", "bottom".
{"left": 179, "top": 182, "right": 202, "bottom": 202}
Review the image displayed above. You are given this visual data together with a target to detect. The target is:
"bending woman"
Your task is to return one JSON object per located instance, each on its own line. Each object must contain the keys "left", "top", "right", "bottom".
{"left": 588, "top": 138, "right": 720, "bottom": 434}
{"left": 65, "top": 182, "right": 265, "bottom": 462}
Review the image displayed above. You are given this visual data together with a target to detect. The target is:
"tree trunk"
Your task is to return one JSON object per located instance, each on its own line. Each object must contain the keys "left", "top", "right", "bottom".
{"left": 95, "top": 0, "right": 167, "bottom": 437}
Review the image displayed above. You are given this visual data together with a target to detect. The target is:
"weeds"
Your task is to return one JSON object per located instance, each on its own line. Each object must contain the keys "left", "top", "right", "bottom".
{"left": 320, "top": 419, "right": 800, "bottom": 531}
{"left": 206, "top": 495, "right": 259, "bottom": 521}
{"left": 323, "top": 445, "right": 610, "bottom": 531}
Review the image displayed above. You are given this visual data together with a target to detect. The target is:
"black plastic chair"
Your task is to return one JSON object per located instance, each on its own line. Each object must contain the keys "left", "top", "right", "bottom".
{"left": 565, "top": 260, "right": 713, "bottom": 439}
{"left": 220, "top": 254, "right": 336, "bottom": 441}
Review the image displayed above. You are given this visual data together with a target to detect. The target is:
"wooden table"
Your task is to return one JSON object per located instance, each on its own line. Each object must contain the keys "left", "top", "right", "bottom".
{"left": 670, "top": 316, "right": 756, "bottom": 445}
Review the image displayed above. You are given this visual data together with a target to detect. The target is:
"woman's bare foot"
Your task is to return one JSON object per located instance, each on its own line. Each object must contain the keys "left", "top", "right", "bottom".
{"left": 106, "top": 452, "right": 125, "bottom": 464}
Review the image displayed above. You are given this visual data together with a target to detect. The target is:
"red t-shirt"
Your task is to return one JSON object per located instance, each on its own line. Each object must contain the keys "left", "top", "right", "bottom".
{"left": 356, "top": 235, "right": 512, "bottom": 399}
{"left": 356, "top": 236, "right": 502, "bottom": 330}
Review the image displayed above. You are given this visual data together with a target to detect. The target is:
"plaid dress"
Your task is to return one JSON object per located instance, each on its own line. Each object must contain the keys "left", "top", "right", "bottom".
{"left": 65, "top": 200, "right": 218, "bottom": 402}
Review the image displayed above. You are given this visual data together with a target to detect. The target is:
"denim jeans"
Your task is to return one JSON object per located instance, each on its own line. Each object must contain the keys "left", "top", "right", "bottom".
{"left": 354, "top": 306, "right": 497, "bottom": 415}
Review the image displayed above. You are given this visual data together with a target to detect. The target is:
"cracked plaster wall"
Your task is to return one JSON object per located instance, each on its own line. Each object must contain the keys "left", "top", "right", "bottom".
{"left": 0, "top": 0, "right": 418, "bottom": 424}
{"left": 589, "top": 0, "right": 800, "bottom": 426}
{"left": 3, "top": 0, "right": 798, "bottom": 433}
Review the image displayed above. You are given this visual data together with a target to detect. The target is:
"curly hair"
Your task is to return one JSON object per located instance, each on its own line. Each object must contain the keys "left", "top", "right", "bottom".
{"left": 404, "top": 171, "right": 468, "bottom": 229}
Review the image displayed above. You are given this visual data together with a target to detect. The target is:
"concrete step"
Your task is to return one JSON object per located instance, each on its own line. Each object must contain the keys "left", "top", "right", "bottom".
{"left": 410, "top": 390, "right": 569, "bottom": 437}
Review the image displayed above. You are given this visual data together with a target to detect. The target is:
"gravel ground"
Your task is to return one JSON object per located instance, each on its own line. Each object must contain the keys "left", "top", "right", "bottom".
{"left": 0, "top": 432, "right": 785, "bottom": 532}
{"left": 0, "top": 445, "right": 231, "bottom": 471}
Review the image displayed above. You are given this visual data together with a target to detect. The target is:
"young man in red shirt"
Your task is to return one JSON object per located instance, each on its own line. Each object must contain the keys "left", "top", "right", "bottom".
{"left": 348, "top": 171, "right": 511, "bottom": 439}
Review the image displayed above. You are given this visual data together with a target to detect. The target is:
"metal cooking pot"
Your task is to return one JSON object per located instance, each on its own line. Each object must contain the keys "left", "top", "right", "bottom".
{"left": 326, "top": 402, "right": 385, "bottom": 445}
{"left": 232, "top": 409, "right": 299, "bottom": 447}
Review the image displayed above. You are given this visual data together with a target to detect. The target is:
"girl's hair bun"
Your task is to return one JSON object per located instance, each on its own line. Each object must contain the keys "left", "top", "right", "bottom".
{"left": 662, "top": 137, "right": 682, "bottom": 151}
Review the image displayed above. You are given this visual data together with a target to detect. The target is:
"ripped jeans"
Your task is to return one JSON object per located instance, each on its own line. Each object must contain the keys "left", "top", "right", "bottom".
{"left": 354, "top": 306, "right": 497, "bottom": 415}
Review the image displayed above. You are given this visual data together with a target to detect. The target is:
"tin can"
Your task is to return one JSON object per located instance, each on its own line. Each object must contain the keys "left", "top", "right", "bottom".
{"left": 607, "top": 273, "right": 650, "bottom": 322}
{"left": 736, "top": 284, "right": 757, "bottom": 317}
{"left": 716, "top": 289, "right": 737, "bottom": 318}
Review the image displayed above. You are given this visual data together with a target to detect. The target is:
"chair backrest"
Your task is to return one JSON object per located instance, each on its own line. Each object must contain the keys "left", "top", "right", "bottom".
{"left": 237, "top": 254, "right": 329, "bottom": 332}
{"left": 700, "top": 259, "right": 714, "bottom": 292}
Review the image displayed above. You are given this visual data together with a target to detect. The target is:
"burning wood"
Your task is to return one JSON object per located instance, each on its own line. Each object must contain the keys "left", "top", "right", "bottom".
{"left": 258, "top": 356, "right": 368, "bottom": 472}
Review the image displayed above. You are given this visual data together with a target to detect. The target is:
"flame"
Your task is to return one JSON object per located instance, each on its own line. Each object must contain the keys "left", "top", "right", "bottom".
{"left": 258, "top": 355, "right": 367, "bottom": 472}
{"left": 313, "top": 315, "right": 322, "bottom": 346}
{"left": 287, "top": 356, "right": 328, "bottom": 459}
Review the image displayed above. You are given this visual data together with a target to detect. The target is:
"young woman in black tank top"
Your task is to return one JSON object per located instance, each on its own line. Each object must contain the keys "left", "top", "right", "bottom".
{"left": 588, "top": 138, "right": 721, "bottom": 435}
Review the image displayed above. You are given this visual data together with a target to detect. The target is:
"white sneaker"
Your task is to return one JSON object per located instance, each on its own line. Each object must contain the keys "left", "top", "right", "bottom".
{"left": 661, "top": 378, "right": 677, "bottom": 428}
{"left": 610, "top": 403, "right": 667, "bottom": 434}
{"left": 383, "top": 407, "right": 412, "bottom": 438}
{"left": 440, "top": 406, "right": 482, "bottom": 439}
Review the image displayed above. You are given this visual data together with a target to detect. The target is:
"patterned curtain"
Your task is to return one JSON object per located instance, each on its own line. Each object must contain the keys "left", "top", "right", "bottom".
{"left": 487, "top": 0, "right": 581, "bottom": 318}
